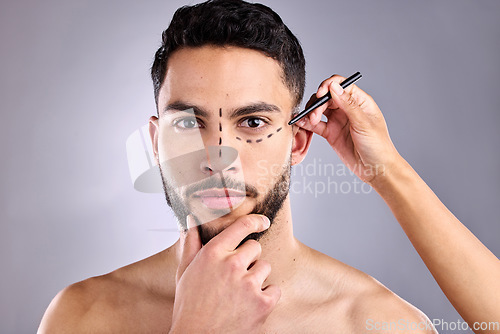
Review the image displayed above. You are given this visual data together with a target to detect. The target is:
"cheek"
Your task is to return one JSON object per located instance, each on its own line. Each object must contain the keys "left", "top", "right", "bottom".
{"left": 251, "top": 158, "right": 288, "bottom": 190}
{"left": 241, "top": 134, "right": 292, "bottom": 188}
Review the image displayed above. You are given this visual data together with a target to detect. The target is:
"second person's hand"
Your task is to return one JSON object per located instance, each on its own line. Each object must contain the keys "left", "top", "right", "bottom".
{"left": 295, "top": 74, "right": 401, "bottom": 186}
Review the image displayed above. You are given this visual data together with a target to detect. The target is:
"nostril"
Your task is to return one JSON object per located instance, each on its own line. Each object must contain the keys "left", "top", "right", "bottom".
{"left": 200, "top": 146, "right": 239, "bottom": 173}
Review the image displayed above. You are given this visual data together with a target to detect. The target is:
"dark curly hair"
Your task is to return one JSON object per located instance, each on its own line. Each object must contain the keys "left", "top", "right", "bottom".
{"left": 151, "top": 0, "right": 306, "bottom": 114}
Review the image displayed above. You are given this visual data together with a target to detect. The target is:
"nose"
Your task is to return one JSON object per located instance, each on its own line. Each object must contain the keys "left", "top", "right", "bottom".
{"left": 200, "top": 145, "right": 239, "bottom": 175}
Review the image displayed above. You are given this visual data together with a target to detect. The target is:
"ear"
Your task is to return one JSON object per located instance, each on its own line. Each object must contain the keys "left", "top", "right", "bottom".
{"left": 149, "top": 116, "right": 160, "bottom": 165}
{"left": 291, "top": 124, "right": 313, "bottom": 166}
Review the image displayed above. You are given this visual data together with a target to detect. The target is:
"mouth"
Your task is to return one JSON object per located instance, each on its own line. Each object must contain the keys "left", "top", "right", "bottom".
{"left": 192, "top": 188, "right": 247, "bottom": 210}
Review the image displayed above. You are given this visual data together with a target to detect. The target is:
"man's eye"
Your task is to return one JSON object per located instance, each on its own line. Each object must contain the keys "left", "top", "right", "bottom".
{"left": 173, "top": 117, "right": 201, "bottom": 129}
{"left": 240, "top": 117, "right": 267, "bottom": 128}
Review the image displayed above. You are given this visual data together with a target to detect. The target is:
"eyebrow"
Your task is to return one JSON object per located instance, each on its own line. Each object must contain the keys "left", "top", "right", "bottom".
{"left": 163, "top": 102, "right": 209, "bottom": 118}
{"left": 162, "top": 101, "right": 282, "bottom": 119}
{"left": 228, "top": 102, "right": 282, "bottom": 118}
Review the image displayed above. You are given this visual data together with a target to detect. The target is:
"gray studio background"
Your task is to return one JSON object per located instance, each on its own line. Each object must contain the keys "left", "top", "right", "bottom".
{"left": 1, "top": 0, "right": 499, "bottom": 333}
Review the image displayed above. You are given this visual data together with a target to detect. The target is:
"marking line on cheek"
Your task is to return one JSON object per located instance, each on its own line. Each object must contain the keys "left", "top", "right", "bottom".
{"left": 237, "top": 126, "right": 283, "bottom": 144}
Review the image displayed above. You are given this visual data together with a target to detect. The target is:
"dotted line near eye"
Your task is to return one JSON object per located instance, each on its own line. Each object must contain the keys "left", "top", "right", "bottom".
{"left": 236, "top": 127, "right": 283, "bottom": 144}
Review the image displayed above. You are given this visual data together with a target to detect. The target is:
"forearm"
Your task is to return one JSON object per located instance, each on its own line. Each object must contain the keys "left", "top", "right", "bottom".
{"left": 371, "top": 155, "right": 500, "bottom": 331}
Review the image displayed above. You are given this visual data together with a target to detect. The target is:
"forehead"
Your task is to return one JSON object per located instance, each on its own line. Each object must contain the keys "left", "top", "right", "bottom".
{"left": 158, "top": 45, "right": 293, "bottom": 114}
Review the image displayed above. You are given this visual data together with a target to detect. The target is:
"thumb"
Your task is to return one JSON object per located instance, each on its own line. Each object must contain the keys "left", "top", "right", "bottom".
{"left": 176, "top": 215, "right": 202, "bottom": 282}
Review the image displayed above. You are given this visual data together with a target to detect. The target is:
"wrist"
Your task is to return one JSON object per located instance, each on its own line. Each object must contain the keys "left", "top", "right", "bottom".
{"left": 367, "top": 153, "right": 414, "bottom": 195}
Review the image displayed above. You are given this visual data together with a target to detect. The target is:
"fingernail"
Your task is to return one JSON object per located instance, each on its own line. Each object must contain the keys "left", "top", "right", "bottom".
{"left": 261, "top": 215, "right": 270, "bottom": 228}
{"left": 297, "top": 118, "right": 306, "bottom": 127}
{"left": 186, "top": 215, "right": 195, "bottom": 229}
{"left": 317, "top": 86, "right": 327, "bottom": 97}
{"left": 331, "top": 82, "right": 344, "bottom": 96}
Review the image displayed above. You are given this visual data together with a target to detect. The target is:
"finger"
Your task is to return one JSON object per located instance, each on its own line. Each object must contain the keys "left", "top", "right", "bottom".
{"left": 210, "top": 214, "right": 270, "bottom": 252}
{"left": 299, "top": 94, "right": 327, "bottom": 127}
{"left": 303, "top": 98, "right": 333, "bottom": 127}
{"left": 247, "top": 259, "right": 271, "bottom": 287}
{"left": 310, "top": 75, "right": 350, "bottom": 126}
{"left": 295, "top": 116, "right": 328, "bottom": 138}
{"left": 234, "top": 239, "right": 262, "bottom": 269}
{"left": 261, "top": 284, "right": 281, "bottom": 310}
{"left": 316, "top": 74, "right": 357, "bottom": 114}
{"left": 309, "top": 107, "right": 325, "bottom": 126}
{"left": 317, "top": 74, "right": 352, "bottom": 97}
{"left": 176, "top": 215, "right": 202, "bottom": 282}
{"left": 328, "top": 80, "right": 374, "bottom": 128}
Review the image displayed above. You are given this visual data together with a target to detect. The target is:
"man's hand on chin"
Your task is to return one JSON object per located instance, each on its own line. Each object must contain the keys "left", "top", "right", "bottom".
{"left": 169, "top": 214, "right": 281, "bottom": 334}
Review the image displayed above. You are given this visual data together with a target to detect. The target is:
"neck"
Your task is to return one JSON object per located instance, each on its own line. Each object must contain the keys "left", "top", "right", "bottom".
{"left": 253, "top": 196, "right": 301, "bottom": 287}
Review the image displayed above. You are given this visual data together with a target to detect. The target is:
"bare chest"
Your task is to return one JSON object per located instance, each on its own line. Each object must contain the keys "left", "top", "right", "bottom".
{"left": 122, "top": 305, "right": 351, "bottom": 333}
{"left": 97, "top": 296, "right": 352, "bottom": 333}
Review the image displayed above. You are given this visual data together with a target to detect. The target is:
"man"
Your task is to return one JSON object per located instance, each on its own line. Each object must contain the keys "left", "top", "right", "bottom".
{"left": 39, "top": 0, "right": 438, "bottom": 332}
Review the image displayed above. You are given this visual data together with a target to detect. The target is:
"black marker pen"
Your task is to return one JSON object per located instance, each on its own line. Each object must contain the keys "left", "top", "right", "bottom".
{"left": 288, "top": 72, "right": 362, "bottom": 125}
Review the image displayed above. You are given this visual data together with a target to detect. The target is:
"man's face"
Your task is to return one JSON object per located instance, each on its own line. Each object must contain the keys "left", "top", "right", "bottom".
{"left": 152, "top": 45, "right": 296, "bottom": 244}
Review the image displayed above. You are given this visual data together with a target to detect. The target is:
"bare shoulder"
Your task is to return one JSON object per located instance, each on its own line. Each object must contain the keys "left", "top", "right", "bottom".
{"left": 38, "top": 247, "right": 178, "bottom": 333}
{"left": 37, "top": 275, "right": 111, "bottom": 333}
{"left": 349, "top": 280, "right": 437, "bottom": 334}
{"left": 301, "top": 245, "right": 437, "bottom": 333}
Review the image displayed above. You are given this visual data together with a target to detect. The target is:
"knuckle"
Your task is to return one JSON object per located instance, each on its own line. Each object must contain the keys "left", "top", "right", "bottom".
{"left": 244, "top": 239, "right": 261, "bottom": 252}
{"left": 260, "top": 260, "right": 271, "bottom": 272}
{"left": 243, "top": 276, "right": 259, "bottom": 290}
{"left": 258, "top": 294, "right": 277, "bottom": 312}
{"left": 361, "top": 92, "right": 374, "bottom": 104}
{"left": 227, "top": 254, "right": 245, "bottom": 271}
{"left": 201, "top": 243, "right": 218, "bottom": 260}
{"left": 345, "top": 93, "right": 358, "bottom": 107}
{"left": 239, "top": 216, "right": 256, "bottom": 230}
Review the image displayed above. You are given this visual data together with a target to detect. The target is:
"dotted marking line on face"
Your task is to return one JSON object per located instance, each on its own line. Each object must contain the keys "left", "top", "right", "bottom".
{"left": 237, "top": 127, "right": 283, "bottom": 144}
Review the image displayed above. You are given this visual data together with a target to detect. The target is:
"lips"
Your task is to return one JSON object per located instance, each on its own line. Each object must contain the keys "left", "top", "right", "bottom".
{"left": 192, "top": 188, "right": 246, "bottom": 210}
